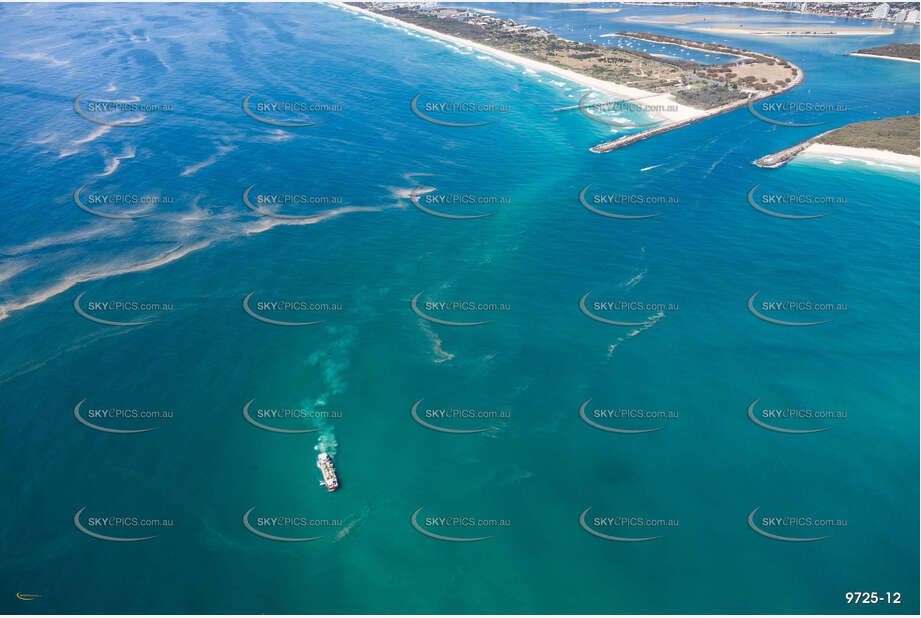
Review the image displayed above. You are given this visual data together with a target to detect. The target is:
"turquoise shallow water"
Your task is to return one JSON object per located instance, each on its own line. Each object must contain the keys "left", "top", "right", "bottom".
{"left": 0, "top": 2, "right": 918, "bottom": 614}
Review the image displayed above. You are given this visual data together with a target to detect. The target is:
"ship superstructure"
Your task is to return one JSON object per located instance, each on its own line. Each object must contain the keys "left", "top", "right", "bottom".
{"left": 317, "top": 452, "right": 339, "bottom": 491}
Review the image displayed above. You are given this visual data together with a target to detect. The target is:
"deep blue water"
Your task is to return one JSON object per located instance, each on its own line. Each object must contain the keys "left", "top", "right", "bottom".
{"left": 0, "top": 2, "right": 918, "bottom": 614}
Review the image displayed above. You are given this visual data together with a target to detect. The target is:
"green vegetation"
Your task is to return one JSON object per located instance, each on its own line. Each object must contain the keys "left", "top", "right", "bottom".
{"left": 816, "top": 116, "right": 920, "bottom": 156}
{"left": 675, "top": 84, "right": 743, "bottom": 108}
{"left": 853, "top": 43, "right": 920, "bottom": 60}
{"left": 617, "top": 31, "right": 797, "bottom": 92}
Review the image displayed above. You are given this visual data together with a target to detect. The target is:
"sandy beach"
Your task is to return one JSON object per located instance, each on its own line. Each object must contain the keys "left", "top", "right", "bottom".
{"left": 334, "top": 2, "right": 700, "bottom": 125}
{"left": 563, "top": 8, "right": 622, "bottom": 13}
{"left": 799, "top": 143, "right": 921, "bottom": 167}
{"left": 694, "top": 25, "right": 896, "bottom": 36}
{"left": 624, "top": 14, "right": 701, "bottom": 25}
{"left": 846, "top": 52, "right": 920, "bottom": 63}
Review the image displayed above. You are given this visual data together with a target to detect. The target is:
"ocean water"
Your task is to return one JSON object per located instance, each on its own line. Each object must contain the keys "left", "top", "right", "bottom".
{"left": 0, "top": 1, "right": 918, "bottom": 614}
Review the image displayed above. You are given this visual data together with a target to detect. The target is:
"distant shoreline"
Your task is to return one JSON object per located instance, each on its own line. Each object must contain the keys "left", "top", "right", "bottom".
{"left": 337, "top": 2, "right": 803, "bottom": 154}
{"left": 754, "top": 118, "right": 921, "bottom": 169}
{"left": 334, "top": 2, "right": 700, "bottom": 126}
{"left": 799, "top": 143, "right": 921, "bottom": 167}
{"left": 563, "top": 8, "right": 622, "bottom": 13}
{"left": 845, "top": 52, "right": 921, "bottom": 63}
{"left": 693, "top": 25, "right": 895, "bottom": 36}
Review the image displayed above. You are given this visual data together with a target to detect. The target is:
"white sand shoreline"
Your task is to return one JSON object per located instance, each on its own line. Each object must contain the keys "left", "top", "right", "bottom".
{"left": 846, "top": 52, "right": 920, "bottom": 63}
{"left": 799, "top": 143, "right": 921, "bottom": 168}
{"left": 694, "top": 26, "right": 895, "bottom": 36}
{"left": 331, "top": 1, "right": 700, "bottom": 125}
{"left": 624, "top": 14, "right": 699, "bottom": 25}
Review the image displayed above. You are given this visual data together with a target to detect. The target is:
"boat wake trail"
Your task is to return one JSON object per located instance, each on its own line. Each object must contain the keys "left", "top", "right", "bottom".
{"left": 606, "top": 311, "right": 665, "bottom": 358}
{"left": 335, "top": 506, "right": 369, "bottom": 541}
{"left": 314, "top": 428, "right": 338, "bottom": 458}
{"left": 419, "top": 318, "right": 455, "bottom": 363}
{"left": 622, "top": 268, "right": 647, "bottom": 289}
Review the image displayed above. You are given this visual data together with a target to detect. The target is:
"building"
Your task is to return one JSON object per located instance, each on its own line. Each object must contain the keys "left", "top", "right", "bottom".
{"left": 871, "top": 3, "right": 891, "bottom": 18}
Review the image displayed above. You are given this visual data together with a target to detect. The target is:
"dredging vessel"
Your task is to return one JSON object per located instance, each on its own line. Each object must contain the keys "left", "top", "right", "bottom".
{"left": 317, "top": 452, "right": 339, "bottom": 491}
